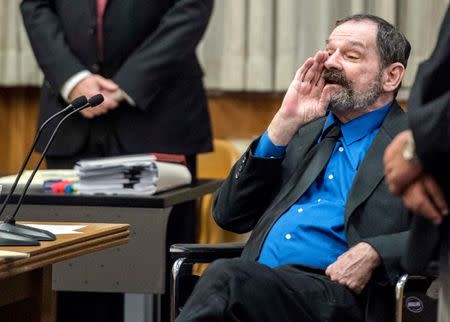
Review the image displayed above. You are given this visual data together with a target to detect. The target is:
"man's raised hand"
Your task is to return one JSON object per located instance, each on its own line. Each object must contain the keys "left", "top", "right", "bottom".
{"left": 268, "top": 51, "right": 332, "bottom": 146}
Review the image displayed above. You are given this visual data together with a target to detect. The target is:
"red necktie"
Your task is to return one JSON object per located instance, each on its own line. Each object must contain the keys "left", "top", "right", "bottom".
{"left": 96, "top": 0, "right": 108, "bottom": 61}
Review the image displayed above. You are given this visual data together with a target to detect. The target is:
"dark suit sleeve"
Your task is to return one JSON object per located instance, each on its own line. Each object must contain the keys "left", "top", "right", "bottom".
{"left": 213, "top": 139, "right": 284, "bottom": 234}
{"left": 402, "top": 216, "right": 441, "bottom": 274}
{"left": 112, "top": 0, "right": 214, "bottom": 111}
{"left": 408, "top": 6, "right": 450, "bottom": 178}
{"left": 20, "top": 0, "right": 87, "bottom": 91}
{"left": 363, "top": 231, "right": 410, "bottom": 283}
{"left": 403, "top": 7, "right": 450, "bottom": 274}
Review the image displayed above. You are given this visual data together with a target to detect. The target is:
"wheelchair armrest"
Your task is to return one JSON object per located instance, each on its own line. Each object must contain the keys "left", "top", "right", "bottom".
{"left": 170, "top": 243, "right": 245, "bottom": 321}
{"left": 395, "top": 261, "right": 439, "bottom": 322}
{"left": 170, "top": 242, "right": 245, "bottom": 263}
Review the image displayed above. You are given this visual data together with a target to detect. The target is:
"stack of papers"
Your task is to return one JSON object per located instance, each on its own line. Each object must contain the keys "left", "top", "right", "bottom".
{"left": 73, "top": 154, "right": 192, "bottom": 195}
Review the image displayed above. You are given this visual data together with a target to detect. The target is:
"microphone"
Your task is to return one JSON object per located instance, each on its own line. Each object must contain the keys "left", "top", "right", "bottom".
{"left": 0, "top": 94, "right": 103, "bottom": 246}
{"left": 0, "top": 96, "right": 87, "bottom": 246}
{"left": 86, "top": 93, "right": 104, "bottom": 107}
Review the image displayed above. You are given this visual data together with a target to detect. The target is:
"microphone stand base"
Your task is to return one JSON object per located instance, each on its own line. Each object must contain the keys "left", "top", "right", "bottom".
{"left": 0, "top": 229, "right": 40, "bottom": 246}
{"left": 0, "top": 222, "right": 56, "bottom": 241}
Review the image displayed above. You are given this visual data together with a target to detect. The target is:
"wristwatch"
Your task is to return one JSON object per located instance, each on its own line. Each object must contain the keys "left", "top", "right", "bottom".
{"left": 402, "top": 133, "right": 418, "bottom": 161}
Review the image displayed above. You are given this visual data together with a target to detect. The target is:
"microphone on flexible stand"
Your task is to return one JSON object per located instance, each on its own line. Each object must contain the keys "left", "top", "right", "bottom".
{"left": 0, "top": 94, "right": 104, "bottom": 246}
{"left": 0, "top": 96, "right": 88, "bottom": 217}
{"left": 0, "top": 96, "right": 88, "bottom": 246}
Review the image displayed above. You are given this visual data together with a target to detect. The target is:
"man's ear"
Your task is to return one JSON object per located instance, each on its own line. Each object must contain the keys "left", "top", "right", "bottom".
{"left": 382, "top": 62, "right": 405, "bottom": 92}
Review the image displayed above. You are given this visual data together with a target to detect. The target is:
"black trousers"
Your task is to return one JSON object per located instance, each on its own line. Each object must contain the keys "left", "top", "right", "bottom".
{"left": 46, "top": 119, "right": 197, "bottom": 322}
{"left": 176, "top": 258, "right": 364, "bottom": 322}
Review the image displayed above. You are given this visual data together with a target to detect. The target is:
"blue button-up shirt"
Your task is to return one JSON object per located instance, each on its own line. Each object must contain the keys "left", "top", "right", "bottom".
{"left": 256, "top": 103, "right": 392, "bottom": 269}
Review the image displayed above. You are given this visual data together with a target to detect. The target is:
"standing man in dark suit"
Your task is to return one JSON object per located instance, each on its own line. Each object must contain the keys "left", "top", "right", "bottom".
{"left": 384, "top": 6, "right": 450, "bottom": 321}
{"left": 20, "top": 1, "right": 214, "bottom": 322}
{"left": 176, "top": 14, "right": 412, "bottom": 322}
{"left": 20, "top": 0, "right": 213, "bottom": 173}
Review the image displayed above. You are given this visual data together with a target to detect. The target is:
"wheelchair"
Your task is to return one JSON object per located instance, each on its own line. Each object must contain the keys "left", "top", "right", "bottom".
{"left": 171, "top": 243, "right": 438, "bottom": 322}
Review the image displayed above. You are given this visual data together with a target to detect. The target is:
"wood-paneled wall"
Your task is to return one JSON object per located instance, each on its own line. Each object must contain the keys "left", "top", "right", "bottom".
{"left": 208, "top": 92, "right": 282, "bottom": 139}
{"left": 0, "top": 87, "right": 41, "bottom": 174}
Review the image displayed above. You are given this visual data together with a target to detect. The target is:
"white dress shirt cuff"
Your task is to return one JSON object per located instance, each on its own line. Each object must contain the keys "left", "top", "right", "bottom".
{"left": 60, "top": 70, "right": 92, "bottom": 102}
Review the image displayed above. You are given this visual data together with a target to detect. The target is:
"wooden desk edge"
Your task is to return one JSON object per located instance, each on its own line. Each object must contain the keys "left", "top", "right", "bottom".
{"left": 0, "top": 224, "right": 129, "bottom": 279}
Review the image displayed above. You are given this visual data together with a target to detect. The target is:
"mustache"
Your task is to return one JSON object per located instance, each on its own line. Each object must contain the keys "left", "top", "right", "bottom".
{"left": 323, "top": 70, "right": 352, "bottom": 88}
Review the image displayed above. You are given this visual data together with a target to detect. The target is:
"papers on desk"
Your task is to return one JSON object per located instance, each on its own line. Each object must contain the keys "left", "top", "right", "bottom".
{"left": 0, "top": 250, "right": 30, "bottom": 259}
{"left": 73, "top": 154, "right": 192, "bottom": 195}
{"left": 0, "top": 154, "right": 192, "bottom": 196}
{"left": 75, "top": 154, "right": 157, "bottom": 171}
{"left": 23, "top": 223, "right": 86, "bottom": 235}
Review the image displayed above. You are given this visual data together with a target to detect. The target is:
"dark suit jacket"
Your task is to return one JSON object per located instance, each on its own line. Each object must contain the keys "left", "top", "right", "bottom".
{"left": 403, "top": 6, "right": 450, "bottom": 274}
{"left": 214, "top": 102, "right": 411, "bottom": 322}
{"left": 21, "top": 0, "right": 213, "bottom": 156}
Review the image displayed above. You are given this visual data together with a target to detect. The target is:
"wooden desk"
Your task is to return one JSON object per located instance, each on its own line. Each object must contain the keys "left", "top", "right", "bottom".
{"left": 0, "top": 180, "right": 220, "bottom": 294}
{"left": 0, "top": 180, "right": 221, "bottom": 322}
{"left": 0, "top": 222, "right": 129, "bottom": 322}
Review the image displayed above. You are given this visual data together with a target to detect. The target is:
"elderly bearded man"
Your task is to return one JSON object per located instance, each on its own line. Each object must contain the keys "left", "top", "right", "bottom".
{"left": 177, "top": 14, "right": 412, "bottom": 322}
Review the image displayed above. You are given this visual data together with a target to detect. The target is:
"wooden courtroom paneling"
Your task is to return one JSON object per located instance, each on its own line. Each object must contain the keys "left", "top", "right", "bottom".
{"left": 208, "top": 92, "right": 282, "bottom": 139}
{"left": 0, "top": 87, "right": 41, "bottom": 175}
